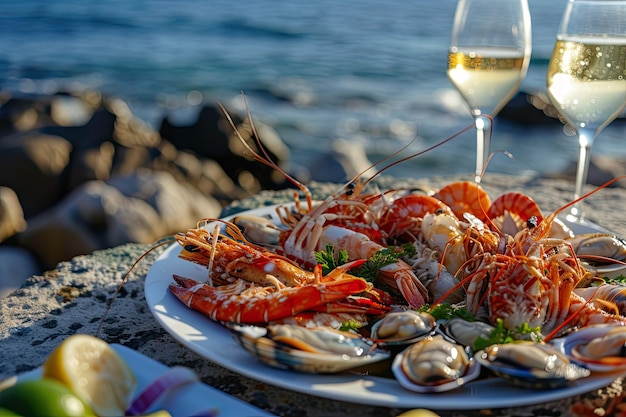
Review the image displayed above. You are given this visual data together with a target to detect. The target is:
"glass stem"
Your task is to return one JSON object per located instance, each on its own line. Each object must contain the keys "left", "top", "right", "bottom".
{"left": 571, "top": 128, "right": 596, "bottom": 220}
{"left": 474, "top": 115, "right": 492, "bottom": 183}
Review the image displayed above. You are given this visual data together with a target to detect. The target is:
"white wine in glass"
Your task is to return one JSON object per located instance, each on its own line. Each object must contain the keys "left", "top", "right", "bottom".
{"left": 448, "top": 0, "right": 532, "bottom": 182}
{"left": 546, "top": 0, "right": 626, "bottom": 223}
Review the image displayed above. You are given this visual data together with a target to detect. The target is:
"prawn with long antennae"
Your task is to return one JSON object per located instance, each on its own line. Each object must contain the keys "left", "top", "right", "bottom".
{"left": 223, "top": 96, "right": 477, "bottom": 309}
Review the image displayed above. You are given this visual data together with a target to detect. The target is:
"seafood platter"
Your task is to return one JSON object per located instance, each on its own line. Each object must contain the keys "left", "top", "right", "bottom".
{"left": 145, "top": 169, "right": 626, "bottom": 410}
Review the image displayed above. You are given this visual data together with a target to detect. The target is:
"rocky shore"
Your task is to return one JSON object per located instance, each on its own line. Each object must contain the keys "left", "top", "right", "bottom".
{"left": 0, "top": 88, "right": 625, "bottom": 298}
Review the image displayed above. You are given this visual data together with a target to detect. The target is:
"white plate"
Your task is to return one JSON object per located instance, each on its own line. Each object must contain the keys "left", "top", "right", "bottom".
{"left": 8, "top": 344, "right": 275, "bottom": 417}
{"left": 145, "top": 204, "right": 618, "bottom": 410}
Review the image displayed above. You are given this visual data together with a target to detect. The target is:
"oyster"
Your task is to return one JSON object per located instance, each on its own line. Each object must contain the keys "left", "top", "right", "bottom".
{"left": 392, "top": 335, "right": 480, "bottom": 393}
{"left": 440, "top": 317, "right": 495, "bottom": 350}
{"left": 555, "top": 324, "right": 626, "bottom": 373}
{"left": 475, "top": 341, "right": 590, "bottom": 389}
{"left": 370, "top": 310, "right": 437, "bottom": 346}
{"left": 230, "top": 324, "right": 390, "bottom": 373}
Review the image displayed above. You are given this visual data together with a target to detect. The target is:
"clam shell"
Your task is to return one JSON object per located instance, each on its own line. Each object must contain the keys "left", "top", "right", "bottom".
{"left": 370, "top": 310, "right": 437, "bottom": 347}
{"left": 391, "top": 335, "right": 480, "bottom": 393}
{"left": 230, "top": 324, "right": 390, "bottom": 373}
{"left": 475, "top": 341, "right": 590, "bottom": 389}
{"left": 552, "top": 324, "right": 626, "bottom": 373}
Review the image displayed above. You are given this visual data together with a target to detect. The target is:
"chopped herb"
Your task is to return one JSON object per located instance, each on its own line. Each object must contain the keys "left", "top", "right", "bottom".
{"left": 596, "top": 275, "right": 626, "bottom": 286}
{"left": 473, "top": 318, "right": 543, "bottom": 351}
{"left": 353, "top": 244, "right": 417, "bottom": 282}
{"left": 339, "top": 320, "right": 362, "bottom": 332}
{"left": 315, "top": 244, "right": 349, "bottom": 275}
{"left": 418, "top": 303, "right": 476, "bottom": 321}
{"left": 314, "top": 243, "right": 416, "bottom": 283}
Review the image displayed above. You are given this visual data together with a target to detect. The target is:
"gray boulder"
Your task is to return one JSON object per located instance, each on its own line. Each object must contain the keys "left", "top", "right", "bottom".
{"left": 0, "top": 246, "right": 39, "bottom": 299}
{"left": 18, "top": 169, "right": 221, "bottom": 270}
{"left": 0, "top": 186, "right": 27, "bottom": 243}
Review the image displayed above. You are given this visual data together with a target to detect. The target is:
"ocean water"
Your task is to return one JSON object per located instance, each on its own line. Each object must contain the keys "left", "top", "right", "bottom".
{"left": 1, "top": 0, "right": 624, "bottom": 181}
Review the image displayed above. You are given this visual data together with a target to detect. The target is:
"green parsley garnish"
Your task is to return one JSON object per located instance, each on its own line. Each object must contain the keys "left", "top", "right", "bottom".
{"left": 314, "top": 243, "right": 416, "bottom": 282}
{"left": 314, "top": 244, "right": 350, "bottom": 275}
{"left": 353, "top": 244, "right": 417, "bottom": 281}
{"left": 419, "top": 303, "right": 476, "bottom": 321}
{"left": 596, "top": 275, "right": 626, "bottom": 285}
{"left": 338, "top": 320, "right": 363, "bottom": 332}
{"left": 473, "top": 318, "right": 543, "bottom": 351}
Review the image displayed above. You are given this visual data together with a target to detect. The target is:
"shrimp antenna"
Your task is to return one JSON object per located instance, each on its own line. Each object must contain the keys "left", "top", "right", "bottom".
{"left": 217, "top": 97, "right": 317, "bottom": 210}
{"left": 96, "top": 237, "right": 174, "bottom": 337}
{"left": 361, "top": 120, "right": 477, "bottom": 189}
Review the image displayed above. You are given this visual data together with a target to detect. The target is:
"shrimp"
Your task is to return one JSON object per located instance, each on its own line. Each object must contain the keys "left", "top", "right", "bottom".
{"left": 378, "top": 193, "right": 452, "bottom": 238}
{"left": 487, "top": 191, "right": 544, "bottom": 236}
{"left": 432, "top": 181, "right": 491, "bottom": 222}
{"left": 175, "top": 220, "right": 316, "bottom": 288}
{"left": 168, "top": 261, "right": 370, "bottom": 324}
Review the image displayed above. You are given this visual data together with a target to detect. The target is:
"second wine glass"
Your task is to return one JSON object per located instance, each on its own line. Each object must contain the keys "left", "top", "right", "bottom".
{"left": 546, "top": 0, "right": 626, "bottom": 224}
{"left": 448, "top": 0, "right": 532, "bottom": 182}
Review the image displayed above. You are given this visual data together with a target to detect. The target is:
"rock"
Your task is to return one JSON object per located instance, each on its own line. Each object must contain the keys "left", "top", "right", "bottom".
{"left": 104, "top": 169, "right": 222, "bottom": 235}
{"left": 0, "top": 90, "right": 98, "bottom": 136}
{"left": 17, "top": 170, "right": 221, "bottom": 270}
{"left": 159, "top": 103, "right": 291, "bottom": 193}
{"left": 0, "top": 186, "right": 27, "bottom": 243}
{"left": 0, "top": 246, "right": 39, "bottom": 299}
{"left": 305, "top": 139, "right": 376, "bottom": 183}
{"left": 548, "top": 155, "right": 626, "bottom": 189}
{"left": 0, "top": 131, "right": 72, "bottom": 218}
{"left": 499, "top": 91, "right": 567, "bottom": 126}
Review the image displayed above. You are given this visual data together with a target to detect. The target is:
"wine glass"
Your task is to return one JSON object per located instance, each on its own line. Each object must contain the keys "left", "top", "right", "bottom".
{"left": 448, "top": 0, "right": 532, "bottom": 183}
{"left": 546, "top": 0, "right": 626, "bottom": 224}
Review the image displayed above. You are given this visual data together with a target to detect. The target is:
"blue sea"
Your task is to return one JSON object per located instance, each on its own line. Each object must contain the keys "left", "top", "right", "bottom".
{"left": 1, "top": 0, "right": 624, "bottom": 181}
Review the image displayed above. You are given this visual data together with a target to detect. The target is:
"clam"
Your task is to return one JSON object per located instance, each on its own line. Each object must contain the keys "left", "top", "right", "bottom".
{"left": 475, "top": 341, "right": 590, "bottom": 389}
{"left": 392, "top": 335, "right": 480, "bottom": 393}
{"left": 230, "top": 324, "right": 390, "bottom": 373}
{"left": 554, "top": 324, "right": 626, "bottom": 373}
{"left": 369, "top": 310, "right": 437, "bottom": 347}
{"left": 440, "top": 317, "right": 496, "bottom": 350}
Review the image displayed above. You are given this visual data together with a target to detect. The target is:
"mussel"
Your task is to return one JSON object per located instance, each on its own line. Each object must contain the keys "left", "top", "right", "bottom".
{"left": 567, "top": 233, "right": 626, "bottom": 265}
{"left": 567, "top": 233, "right": 626, "bottom": 278}
{"left": 392, "top": 335, "right": 480, "bottom": 393}
{"left": 370, "top": 310, "right": 437, "bottom": 347}
{"left": 554, "top": 324, "right": 626, "bottom": 373}
{"left": 440, "top": 317, "right": 496, "bottom": 350}
{"left": 230, "top": 323, "right": 391, "bottom": 373}
{"left": 475, "top": 341, "right": 590, "bottom": 389}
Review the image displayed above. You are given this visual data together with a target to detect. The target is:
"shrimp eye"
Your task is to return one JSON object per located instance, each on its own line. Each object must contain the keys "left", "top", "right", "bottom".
{"left": 527, "top": 216, "right": 538, "bottom": 229}
{"left": 184, "top": 244, "right": 200, "bottom": 252}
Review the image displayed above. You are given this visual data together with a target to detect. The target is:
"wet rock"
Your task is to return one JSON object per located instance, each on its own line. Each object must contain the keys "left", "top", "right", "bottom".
{"left": 0, "top": 131, "right": 72, "bottom": 218}
{"left": 547, "top": 155, "right": 626, "bottom": 189}
{"left": 0, "top": 246, "right": 39, "bottom": 299}
{"left": 0, "top": 90, "right": 98, "bottom": 136}
{"left": 0, "top": 186, "right": 27, "bottom": 243}
{"left": 305, "top": 139, "right": 376, "bottom": 183}
{"left": 159, "top": 104, "right": 291, "bottom": 193}
{"left": 498, "top": 91, "right": 563, "bottom": 125}
{"left": 17, "top": 170, "right": 221, "bottom": 270}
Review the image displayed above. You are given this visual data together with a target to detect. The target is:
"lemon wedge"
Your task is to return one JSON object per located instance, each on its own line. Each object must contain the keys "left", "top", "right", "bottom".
{"left": 42, "top": 334, "right": 137, "bottom": 417}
